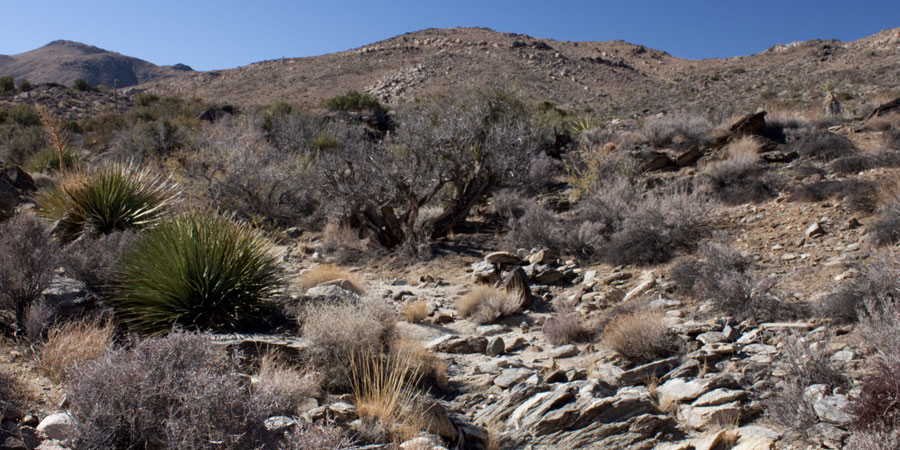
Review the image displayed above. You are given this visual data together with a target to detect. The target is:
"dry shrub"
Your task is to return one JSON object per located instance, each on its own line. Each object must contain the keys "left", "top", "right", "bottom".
{"left": 255, "top": 353, "right": 322, "bottom": 415}
{"left": 61, "top": 231, "right": 135, "bottom": 296}
{"left": 700, "top": 150, "right": 778, "bottom": 204}
{"left": 601, "top": 309, "right": 677, "bottom": 365}
{"left": 765, "top": 334, "right": 849, "bottom": 430}
{"left": 0, "top": 214, "right": 60, "bottom": 330}
{"left": 847, "top": 428, "right": 900, "bottom": 450}
{"left": 281, "top": 421, "right": 351, "bottom": 450}
{"left": 350, "top": 350, "right": 425, "bottom": 443}
{"left": 790, "top": 178, "right": 879, "bottom": 212}
{"left": 869, "top": 194, "right": 900, "bottom": 245}
{"left": 503, "top": 202, "right": 565, "bottom": 250}
{"left": 301, "top": 298, "right": 396, "bottom": 391}
{"left": 390, "top": 338, "right": 449, "bottom": 391}
{"left": 456, "top": 286, "right": 521, "bottom": 324}
{"left": 642, "top": 112, "right": 712, "bottom": 149}
{"left": 543, "top": 310, "right": 590, "bottom": 345}
{"left": 319, "top": 222, "right": 370, "bottom": 264}
{"left": 817, "top": 253, "right": 900, "bottom": 323}
{"left": 792, "top": 130, "right": 859, "bottom": 161}
{"left": 66, "top": 332, "right": 275, "bottom": 449}
{"left": 403, "top": 300, "right": 430, "bottom": 323}
{"left": 298, "top": 264, "right": 366, "bottom": 295}
{"left": 39, "top": 319, "right": 115, "bottom": 382}
{"left": 849, "top": 356, "right": 900, "bottom": 436}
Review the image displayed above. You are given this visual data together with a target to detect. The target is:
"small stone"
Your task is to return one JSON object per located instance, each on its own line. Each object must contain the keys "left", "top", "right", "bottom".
{"left": 807, "top": 422, "right": 849, "bottom": 449}
{"left": 550, "top": 344, "right": 578, "bottom": 359}
{"left": 36, "top": 413, "right": 76, "bottom": 441}
{"left": 696, "top": 332, "right": 728, "bottom": 345}
{"left": 847, "top": 217, "right": 861, "bottom": 229}
{"left": 527, "top": 249, "right": 549, "bottom": 265}
{"left": 805, "top": 222, "right": 825, "bottom": 238}
{"left": 22, "top": 413, "right": 39, "bottom": 427}
{"left": 485, "top": 337, "right": 505, "bottom": 356}
{"left": 264, "top": 416, "right": 296, "bottom": 431}
{"left": 494, "top": 368, "right": 532, "bottom": 388}
{"left": 505, "top": 337, "right": 527, "bottom": 352}
{"left": 831, "top": 350, "right": 854, "bottom": 362}
{"left": 781, "top": 253, "right": 798, "bottom": 261}
{"left": 392, "top": 290, "right": 415, "bottom": 300}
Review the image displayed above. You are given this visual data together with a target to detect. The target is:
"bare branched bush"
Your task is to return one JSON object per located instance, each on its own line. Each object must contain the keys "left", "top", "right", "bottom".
{"left": 765, "top": 334, "right": 849, "bottom": 430}
{"left": 255, "top": 353, "right": 322, "bottom": 416}
{"left": 849, "top": 356, "right": 900, "bottom": 436}
{"left": 0, "top": 215, "right": 59, "bottom": 330}
{"left": 543, "top": 310, "right": 590, "bottom": 345}
{"left": 504, "top": 202, "right": 565, "bottom": 251}
{"left": 112, "top": 118, "right": 189, "bottom": 161}
{"left": 66, "top": 332, "right": 276, "bottom": 449}
{"left": 602, "top": 309, "right": 677, "bottom": 365}
{"left": 38, "top": 319, "right": 115, "bottom": 382}
{"left": 790, "top": 179, "right": 879, "bottom": 212}
{"left": 700, "top": 151, "right": 778, "bottom": 204}
{"left": 642, "top": 112, "right": 712, "bottom": 149}
{"left": 281, "top": 421, "right": 351, "bottom": 450}
{"left": 301, "top": 298, "right": 396, "bottom": 391}
{"left": 61, "top": 231, "right": 135, "bottom": 296}
{"left": 456, "top": 286, "right": 521, "bottom": 324}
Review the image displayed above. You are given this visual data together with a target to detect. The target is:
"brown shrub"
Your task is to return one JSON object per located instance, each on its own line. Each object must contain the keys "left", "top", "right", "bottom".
{"left": 61, "top": 231, "right": 135, "bottom": 296}
{"left": 0, "top": 214, "right": 60, "bottom": 330}
{"left": 281, "top": 421, "right": 351, "bottom": 450}
{"left": 456, "top": 286, "right": 521, "bottom": 324}
{"left": 39, "top": 319, "right": 115, "bottom": 382}
{"left": 255, "top": 353, "right": 322, "bottom": 415}
{"left": 543, "top": 310, "right": 590, "bottom": 345}
{"left": 391, "top": 338, "right": 449, "bottom": 391}
{"left": 601, "top": 309, "right": 677, "bottom": 365}
{"left": 790, "top": 179, "right": 879, "bottom": 212}
{"left": 349, "top": 350, "right": 425, "bottom": 443}
{"left": 868, "top": 194, "right": 900, "bottom": 245}
{"left": 403, "top": 300, "right": 430, "bottom": 323}
{"left": 700, "top": 151, "right": 778, "bottom": 204}
{"left": 298, "top": 264, "right": 366, "bottom": 295}
{"left": 849, "top": 356, "right": 900, "bottom": 435}
{"left": 817, "top": 253, "right": 900, "bottom": 324}
{"left": 792, "top": 130, "right": 859, "bottom": 161}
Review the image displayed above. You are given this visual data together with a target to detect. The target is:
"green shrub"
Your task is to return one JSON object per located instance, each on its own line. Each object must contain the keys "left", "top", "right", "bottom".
{"left": 72, "top": 78, "right": 97, "bottom": 92}
{"left": 134, "top": 92, "right": 160, "bottom": 107}
{"left": 0, "top": 76, "right": 15, "bottom": 95}
{"left": 112, "top": 212, "right": 286, "bottom": 335}
{"left": 16, "top": 79, "right": 31, "bottom": 92}
{"left": 24, "top": 146, "right": 79, "bottom": 173}
{"left": 35, "top": 162, "right": 180, "bottom": 242}
{"left": 324, "top": 90, "right": 382, "bottom": 112}
{"left": 7, "top": 104, "right": 41, "bottom": 127}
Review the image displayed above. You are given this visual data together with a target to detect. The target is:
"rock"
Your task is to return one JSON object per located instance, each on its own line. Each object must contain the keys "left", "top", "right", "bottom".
{"left": 428, "top": 335, "right": 488, "bottom": 354}
{"left": 392, "top": 290, "right": 414, "bottom": 300}
{"left": 305, "top": 284, "right": 361, "bottom": 300}
{"left": 527, "top": 249, "right": 550, "bottom": 265}
{"left": 35, "top": 441, "right": 69, "bottom": 450}
{"left": 623, "top": 271, "right": 656, "bottom": 302}
{"left": 732, "top": 436, "right": 775, "bottom": 450}
{"left": 658, "top": 378, "right": 718, "bottom": 405}
{"left": 500, "top": 267, "right": 532, "bottom": 311}
{"left": 805, "top": 222, "right": 825, "bottom": 238}
{"left": 813, "top": 394, "right": 852, "bottom": 425}
{"left": 0, "top": 166, "right": 37, "bottom": 220}
{"left": 678, "top": 402, "right": 742, "bottom": 429}
{"left": 36, "top": 412, "right": 76, "bottom": 441}
{"left": 485, "top": 337, "right": 505, "bottom": 356}
{"left": 591, "top": 362, "right": 624, "bottom": 386}
{"left": 696, "top": 331, "right": 728, "bottom": 345}
{"left": 318, "top": 278, "right": 363, "bottom": 294}
{"left": 22, "top": 413, "right": 39, "bottom": 427}
{"left": 727, "top": 111, "right": 766, "bottom": 141}
{"left": 0, "top": 430, "right": 26, "bottom": 450}
{"left": 264, "top": 416, "right": 296, "bottom": 432}
{"left": 0, "top": 400, "right": 22, "bottom": 421}
{"left": 807, "top": 422, "right": 849, "bottom": 449}
{"left": 485, "top": 251, "right": 522, "bottom": 266}
{"left": 495, "top": 368, "right": 533, "bottom": 388}
{"left": 600, "top": 271, "right": 632, "bottom": 285}
{"left": 618, "top": 356, "right": 680, "bottom": 386}
{"left": 532, "top": 268, "right": 566, "bottom": 285}
{"left": 505, "top": 337, "right": 527, "bottom": 352}
{"left": 550, "top": 344, "right": 579, "bottom": 359}
{"left": 471, "top": 260, "right": 499, "bottom": 284}
{"left": 283, "top": 227, "right": 303, "bottom": 238}
{"left": 864, "top": 96, "right": 900, "bottom": 121}
{"left": 17, "top": 427, "right": 40, "bottom": 450}
{"left": 400, "top": 436, "right": 444, "bottom": 450}
{"left": 831, "top": 350, "right": 854, "bottom": 362}
{"left": 693, "top": 388, "right": 747, "bottom": 407}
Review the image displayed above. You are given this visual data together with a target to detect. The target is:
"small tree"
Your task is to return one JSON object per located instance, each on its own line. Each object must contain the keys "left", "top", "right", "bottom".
{"left": 0, "top": 76, "right": 15, "bottom": 95}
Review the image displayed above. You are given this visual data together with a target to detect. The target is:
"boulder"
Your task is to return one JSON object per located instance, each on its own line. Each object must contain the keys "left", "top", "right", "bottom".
{"left": 36, "top": 412, "right": 76, "bottom": 441}
{"left": 485, "top": 337, "right": 505, "bottom": 356}
{"left": 427, "top": 335, "right": 488, "bottom": 354}
{"left": 677, "top": 402, "right": 742, "bottom": 429}
{"left": 484, "top": 251, "right": 523, "bottom": 266}
{"left": 494, "top": 368, "right": 533, "bottom": 389}
{"left": 813, "top": 394, "right": 852, "bottom": 425}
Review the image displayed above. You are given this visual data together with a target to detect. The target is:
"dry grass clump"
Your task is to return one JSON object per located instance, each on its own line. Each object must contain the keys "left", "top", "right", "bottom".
{"left": 868, "top": 194, "right": 900, "bottom": 245}
{"left": 789, "top": 178, "right": 879, "bottom": 212}
{"left": 602, "top": 309, "right": 677, "bottom": 365}
{"left": 38, "top": 319, "right": 115, "bottom": 382}
{"left": 391, "top": 338, "right": 449, "bottom": 391}
{"left": 301, "top": 298, "right": 396, "bottom": 390}
{"left": 543, "top": 310, "right": 590, "bottom": 345}
{"left": 456, "top": 286, "right": 521, "bottom": 324}
{"left": 298, "top": 264, "right": 366, "bottom": 295}
{"left": 700, "top": 150, "right": 778, "bottom": 204}
{"left": 350, "top": 350, "right": 425, "bottom": 443}
{"left": 255, "top": 353, "right": 322, "bottom": 415}
{"left": 402, "top": 300, "right": 430, "bottom": 323}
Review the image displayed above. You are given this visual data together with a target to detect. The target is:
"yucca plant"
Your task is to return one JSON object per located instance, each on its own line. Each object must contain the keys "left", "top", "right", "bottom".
{"left": 112, "top": 212, "right": 286, "bottom": 335}
{"left": 36, "top": 162, "right": 180, "bottom": 242}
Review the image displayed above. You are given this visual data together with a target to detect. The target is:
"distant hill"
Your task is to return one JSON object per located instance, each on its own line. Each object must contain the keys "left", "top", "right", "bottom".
{"left": 0, "top": 40, "right": 190, "bottom": 88}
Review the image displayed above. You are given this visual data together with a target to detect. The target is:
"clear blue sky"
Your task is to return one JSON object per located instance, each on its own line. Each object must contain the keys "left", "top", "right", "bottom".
{"left": 2, "top": 1, "right": 897, "bottom": 71}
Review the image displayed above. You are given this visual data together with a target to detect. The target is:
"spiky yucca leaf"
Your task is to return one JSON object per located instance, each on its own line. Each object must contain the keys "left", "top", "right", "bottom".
{"left": 36, "top": 162, "right": 180, "bottom": 241}
{"left": 112, "top": 212, "right": 285, "bottom": 335}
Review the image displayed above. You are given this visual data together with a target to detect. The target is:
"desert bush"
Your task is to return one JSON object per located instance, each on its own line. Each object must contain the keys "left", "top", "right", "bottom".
{"left": 255, "top": 353, "right": 322, "bottom": 416}
{"left": 817, "top": 253, "right": 900, "bottom": 323}
{"left": 61, "top": 231, "right": 135, "bottom": 296}
{"left": 868, "top": 195, "right": 900, "bottom": 245}
{"left": 503, "top": 202, "right": 565, "bottom": 251}
{"left": 66, "top": 332, "right": 275, "bottom": 449}
{"left": 848, "top": 356, "right": 900, "bottom": 437}
{"left": 670, "top": 240, "right": 801, "bottom": 321}
{"left": 301, "top": 298, "right": 396, "bottom": 391}
{"left": 765, "top": 333, "right": 849, "bottom": 430}
{"left": 0, "top": 123, "right": 46, "bottom": 166}
{"left": 390, "top": 338, "right": 448, "bottom": 391}
{"left": 297, "top": 264, "right": 365, "bottom": 295}
{"left": 6, "top": 104, "right": 41, "bottom": 127}
{"left": 792, "top": 130, "right": 858, "bottom": 161}
{"left": 700, "top": 151, "right": 778, "bottom": 204}
{"left": 24, "top": 146, "right": 79, "bottom": 173}
{"left": 564, "top": 145, "right": 638, "bottom": 199}
{"left": 789, "top": 178, "right": 878, "bottom": 212}
{"left": 112, "top": 212, "right": 286, "bottom": 335}
{"left": 887, "top": 130, "right": 900, "bottom": 151}
{"left": 543, "top": 309, "right": 590, "bottom": 345}
{"left": 111, "top": 118, "right": 188, "bottom": 161}
{"left": 456, "top": 286, "right": 521, "bottom": 324}
{"left": 403, "top": 300, "right": 430, "bottom": 323}
{"left": 847, "top": 428, "right": 900, "bottom": 450}
{"left": 36, "top": 162, "right": 181, "bottom": 242}
{"left": 324, "top": 90, "right": 383, "bottom": 112}
{"left": 38, "top": 319, "right": 115, "bottom": 382}
{"left": 134, "top": 92, "right": 160, "bottom": 107}
{"left": 72, "top": 78, "right": 98, "bottom": 92}
{"left": 183, "top": 116, "right": 320, "bottom": 228}
{"left": 602, "top": 309, "right": 677, "bottom": 364}
{"left": 0, "top": 76, "right": 15, "bottom": 95}
{"left": 16, "top": 79, "right": 31, "bottom": 92}
{"left": 0, "top": 215, "right": 60, "bottom": 330}
{"left": 281, "top": 421, "right": 351, "bottom": 450}
{"left": 642, "top": 112, "right": 711, "bottom": 149}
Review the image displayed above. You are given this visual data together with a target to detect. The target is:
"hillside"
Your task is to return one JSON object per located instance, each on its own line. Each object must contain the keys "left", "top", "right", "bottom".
{"left": 0, "top": 40, "right": 190, "bottom": 88}
{"left": 148, "top": 27, "right": 900, "bottom": 117}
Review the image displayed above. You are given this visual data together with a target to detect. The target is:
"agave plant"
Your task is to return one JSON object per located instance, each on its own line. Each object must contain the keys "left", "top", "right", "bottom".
{"left": 36, "top": 162, "right": 180, "bottom": 242}
{"left": 112, "top": 212, "right": 286, "bottom": 335}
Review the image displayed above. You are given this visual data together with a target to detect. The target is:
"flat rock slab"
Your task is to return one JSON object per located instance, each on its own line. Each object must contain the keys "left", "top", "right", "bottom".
{"left": 692, "top": 388, "right": 747, "bottom": 407}
{"left": 495, "top": 368, "right": 534, "bottom": 388}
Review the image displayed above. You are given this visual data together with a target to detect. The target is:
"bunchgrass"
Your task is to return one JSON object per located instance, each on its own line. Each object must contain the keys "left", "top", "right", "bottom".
{"left": 349, "top": 349, "right": 425, "bottom": 442}
{"left": 112, "top": 212, "right": 285, "bottom": 335}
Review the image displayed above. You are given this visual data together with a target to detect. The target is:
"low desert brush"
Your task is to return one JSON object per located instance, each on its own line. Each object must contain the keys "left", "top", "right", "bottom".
{"left": 456, "top": 286, "right": 521, "bottom": 324}
{"left": 255, "top": 353, "right": 322, "bottom": 415}
{"left": 298, "top": 263, "right": 365, "bottom": 295}
{"left": 0, "top": 214, "right": 60, "bottom": 330}
{"left": 602, "top": 309, "right": 677, "bottom": 365}
{"left": 403, "top": 300, "right": 430, "bottom": 323}
{"left": 38, "top": 319, "right": 115, "bottom": 382}
{"left": 350, "top": 350, "right": 425, "bottom": 442}
{"left": 112, "top": 211, "right": 286, "bottom": 335}
{"left": 391, "top": 338, "right": 449, "bottom": 390}
{"left": 543, "top": 309, "right": 590, "bottom": 345}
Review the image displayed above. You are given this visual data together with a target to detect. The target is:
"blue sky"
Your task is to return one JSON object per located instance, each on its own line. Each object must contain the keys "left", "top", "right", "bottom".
{"left": 2, "top": 1, "right": 898, "bottom": 71}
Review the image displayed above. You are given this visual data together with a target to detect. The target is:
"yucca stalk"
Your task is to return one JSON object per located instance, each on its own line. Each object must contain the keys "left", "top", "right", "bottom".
{"left": 34, "top": 105, "right": 69, "bottom": 172}
{"left": 36, "top": 162, "right": 180, "bottom": 242}
{"left": 112, "top": 212, "right": 285, "bottom": 335}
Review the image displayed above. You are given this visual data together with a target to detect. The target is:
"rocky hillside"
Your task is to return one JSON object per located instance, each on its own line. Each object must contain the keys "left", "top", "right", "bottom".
{"left": 147, "top": 27, "right": 900, "bottom": 117}
{"left": 0, "top": 40, "right": 190, "bottom": 88}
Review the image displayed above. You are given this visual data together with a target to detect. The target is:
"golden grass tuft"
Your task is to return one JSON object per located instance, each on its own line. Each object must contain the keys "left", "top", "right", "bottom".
{"left": 391, "top": 338, "right": 448, "bottom": 389}
{"left": 403, "top": 300, "right": 430, "bottom": 323}
{"left": 602, "top": 309, "right": 676, "bottom": 365}
{"left": 456, "top": 286, "right": 520, "bottom": 324}
{"left": 725, "top": 135, "right": 762, "bottom": 157}
{"left": 350, "top": 350, "right": 425, "bottom": 442}
{"left": 38, "top": 319, "right": 115, "bottom": 382}
{"left": 297, "top": 263, "right": 366, "bottom": 294}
